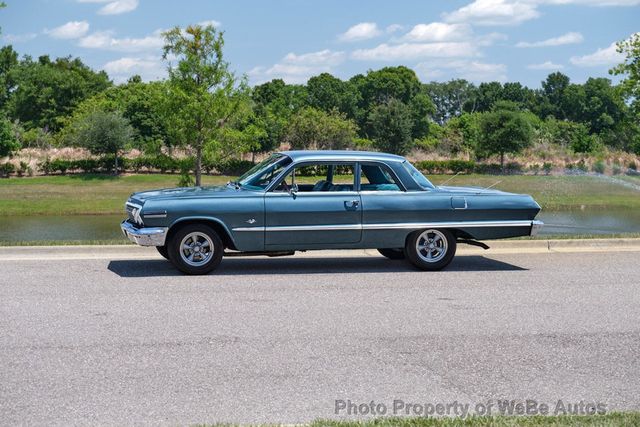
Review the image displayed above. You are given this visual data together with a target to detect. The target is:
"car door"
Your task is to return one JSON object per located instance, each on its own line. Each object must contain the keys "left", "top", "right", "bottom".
{"left": 264, "top": 162, "right": 362, "bottom": 247}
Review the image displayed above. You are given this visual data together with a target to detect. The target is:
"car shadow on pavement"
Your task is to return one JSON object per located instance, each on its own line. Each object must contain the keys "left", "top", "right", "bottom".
{"left": 107, "top": 255, "right": 526, "bottom": 278}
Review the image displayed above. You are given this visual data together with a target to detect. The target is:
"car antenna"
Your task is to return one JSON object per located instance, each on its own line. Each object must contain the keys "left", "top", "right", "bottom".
{"left": 483, "top": 180, "right": 503, "bottom": 191}
{"left": 439, "top": 171, "right": 462, "bottom": 186}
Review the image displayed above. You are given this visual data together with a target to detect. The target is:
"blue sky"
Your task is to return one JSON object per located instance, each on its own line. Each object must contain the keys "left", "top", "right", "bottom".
{"left": 2, "top": 0, "right": 638, "bottom": 87}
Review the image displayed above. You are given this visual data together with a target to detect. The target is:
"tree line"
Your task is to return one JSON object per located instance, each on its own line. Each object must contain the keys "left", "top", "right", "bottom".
{"left": 0, "top": 19, "right": 639, "bottom": 182}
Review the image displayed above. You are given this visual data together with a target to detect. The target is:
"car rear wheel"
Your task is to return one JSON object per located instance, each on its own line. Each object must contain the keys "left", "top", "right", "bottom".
{"left": 156, "top": 245, "right": 169, "bottom": 260}
{"left": 377, "top": 248, "right": 405, "bottom": 260}
{"left": 405, "top": 229, "right": 456, "bottom": 271}
{"left": 168, "top": 224, "right": 224, "bottom": 275}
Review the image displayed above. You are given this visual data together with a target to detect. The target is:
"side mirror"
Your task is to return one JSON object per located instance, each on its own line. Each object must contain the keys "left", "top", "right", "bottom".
{"left": 289, "top": 183, "right": 299, "bottom": 198}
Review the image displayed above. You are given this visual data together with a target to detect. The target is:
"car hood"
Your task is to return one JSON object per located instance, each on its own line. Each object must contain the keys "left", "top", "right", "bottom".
{"left": 130, "top": 185, "right": 252, "bottom": 203}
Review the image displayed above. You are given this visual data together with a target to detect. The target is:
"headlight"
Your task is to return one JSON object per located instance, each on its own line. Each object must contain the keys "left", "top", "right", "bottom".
{"left": 125, "top": 202, "right": 144, "bottom": 225}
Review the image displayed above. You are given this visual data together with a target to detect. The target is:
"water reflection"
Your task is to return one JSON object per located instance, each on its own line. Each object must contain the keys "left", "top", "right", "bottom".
{"left": 0, "top": 208, "right": 639, "bottom": 243}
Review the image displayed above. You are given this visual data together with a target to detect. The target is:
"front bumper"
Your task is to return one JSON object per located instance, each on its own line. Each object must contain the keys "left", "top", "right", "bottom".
{"left": 530, "top": 220, "right": 544, "bottom": 237}
{"left": 121, "top": 220, "right": 168, "bottom": 246}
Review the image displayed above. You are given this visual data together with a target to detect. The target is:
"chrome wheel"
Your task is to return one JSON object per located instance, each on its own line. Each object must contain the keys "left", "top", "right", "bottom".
{"left": 415, "top": 229, "right": 448, "bottom": 263}
{"left": 180, "top": 232, "right": 214, "bottom": 267}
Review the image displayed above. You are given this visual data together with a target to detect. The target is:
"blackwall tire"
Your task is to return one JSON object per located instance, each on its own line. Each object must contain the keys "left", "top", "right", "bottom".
{"left": 405, "top": 229, "right": 456, "bottom": 271}
{"left": 168, "top": 224, "right": 224, "bottom": 275}
{"left": 156, "top": 245, "right": 170, "bottom": 260}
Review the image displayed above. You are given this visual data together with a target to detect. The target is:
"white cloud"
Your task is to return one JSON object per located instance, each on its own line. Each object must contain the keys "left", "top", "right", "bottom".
{"left": 385, "top": 24, "right": 404, "bottom": 34}
{"left": 248, "top": 49, "right": 346, "bottom": 84}
{"left": 45, "top": 21, "right": 90, "bottom": 39}
{"left": 77, "top": 0, "right": 139, "bottom": 15}
{"left": 443, "top": 0, "right": 640, "bottom": 27}
{"left": 516, "top": 31, "right": 583, "bottom": 47}
{"left": 402, "top": 22, "right": 473, "bottom": 42}
{"left": 417, "top": 59, "right": 508, "bottom": 82}
{"left": 338, "top": 22, "right": 382, "bottom": 42}
{"left": 103, "top": 56, "right": 165, "bottom": 83}
{"left": 443, "top": 0, "right": 540, "bottom": 26}
{"left": 282, "top": 49, "right": 346, "bottom": 66}
{"left": 569, "top": 40, "right": 623, "bottom": 66}
{"left": 78, "top": 29, "right": 164, "bottom": 53}
{"left": 197, "top": 20, "right": 222, "bottom": 28}
{"left": 538, "top": 0, "right": 640, "bottom": 5}
{"left": 3, "top": 33, "right": 37, "bottom": 43}
{"left": 351, "top": 42, "right": 477, "bottom": 61}
{"left": 527, "top": 61, "right": 565, "bottom": 69}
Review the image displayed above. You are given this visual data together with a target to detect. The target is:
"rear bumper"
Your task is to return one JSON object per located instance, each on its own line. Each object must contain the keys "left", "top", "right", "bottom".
{"left": 121, "top": 220, "right": 168, "bottom": 246}
{"left": 530, "top": 220, "right": 544, "bottom": 237}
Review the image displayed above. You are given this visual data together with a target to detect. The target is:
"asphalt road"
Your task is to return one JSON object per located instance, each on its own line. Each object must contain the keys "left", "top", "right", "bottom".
{"left": 1, "top": 247, "right": 639, "bottom": 425}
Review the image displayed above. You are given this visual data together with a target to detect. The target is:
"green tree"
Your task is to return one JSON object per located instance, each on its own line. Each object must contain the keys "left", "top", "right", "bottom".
{"left": 0, "top": 116, "right": 20, "bottom": 157}
{"left": 251, "top": 79, "right": 308, "bottom": 155}
{"left": 285, "top": 107, "right": 357, "bottom": 150}
{"left": 0, "top": 45, "right": 19, "bottom": 110}
{"left": 366, "top": 98, "right": 414, "bottom": 155}
{"left": 425, "top": 79, "right": 477, "bottom": 125}
{"left": 474, "top": 81, "right": 504, "bottom": 112}
{"left": 478, "top": 101, "right": 533, "bottom": 170}
{"left": 6, "top": 55, "right": 111, "bottom": 131}
{"left": 66, "top": 111, "right": 134, "bottom": 173}
{"left": 162, "top": 24, "right": 247, "bottom": 186}
{"left": 611, "top": 33, "right": 640, "bottom": 117}
{"left": 537, "top": 72, "right": 571, "bottom": 119}
{"left": 62, "top": 78, "right": 169, "bottom": 153}
{"left": 307, "top": 72, "right": 359, "bottom": 118}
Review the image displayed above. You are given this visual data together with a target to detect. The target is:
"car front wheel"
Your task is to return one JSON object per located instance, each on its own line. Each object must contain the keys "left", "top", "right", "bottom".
{"left": 405, "top": 229, "right": 456, "bottom": 271}
{"left": 156, "top": 245, "right": 169, "bottom": 260}
{"left": 168, "top": 224, "right": 224, "bottom": 275}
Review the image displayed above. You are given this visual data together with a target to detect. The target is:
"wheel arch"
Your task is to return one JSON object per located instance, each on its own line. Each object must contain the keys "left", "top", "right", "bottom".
{"left": 168, "top": 217, "right": 238, "bottom": 250}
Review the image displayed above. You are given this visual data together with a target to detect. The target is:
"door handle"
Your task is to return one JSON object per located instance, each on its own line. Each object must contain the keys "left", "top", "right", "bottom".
{"left": 344, "top": 200, "right": 359, "bottom": 209}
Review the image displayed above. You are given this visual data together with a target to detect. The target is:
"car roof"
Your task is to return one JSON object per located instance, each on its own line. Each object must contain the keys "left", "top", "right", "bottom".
{"left": 279, "top": 150, "right": 406, "bottom": 163}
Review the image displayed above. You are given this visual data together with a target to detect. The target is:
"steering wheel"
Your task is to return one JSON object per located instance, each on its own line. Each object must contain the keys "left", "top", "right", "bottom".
{"left": 280, "top": 179, "right": 290, "bottom": 193}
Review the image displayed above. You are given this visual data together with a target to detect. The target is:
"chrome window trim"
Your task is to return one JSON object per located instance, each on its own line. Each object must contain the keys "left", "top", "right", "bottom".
{"left": 232, "top": 219, "right": 542, "bottom": 233}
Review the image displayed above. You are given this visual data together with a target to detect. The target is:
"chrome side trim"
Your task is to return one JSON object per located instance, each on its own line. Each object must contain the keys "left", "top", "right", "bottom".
{"left": 362, "top": 220, "right": 535, "bottom": 230}
{"left": 530, "top": 220, "right": 544, "bottom": 236}
{"left": 121, "top": 220, "right": 168, "bottom": 246}
{"left": 232, "top": 220, "right": 541, "bottom": 233}
{"left": 143, "top": 212, "right": 167, "bottom": 219}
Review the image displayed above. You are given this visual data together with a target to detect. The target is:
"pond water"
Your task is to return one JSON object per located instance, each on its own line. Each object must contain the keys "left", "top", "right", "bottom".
{"left": 1, "top": 208, "right": 640, "bottom": 244}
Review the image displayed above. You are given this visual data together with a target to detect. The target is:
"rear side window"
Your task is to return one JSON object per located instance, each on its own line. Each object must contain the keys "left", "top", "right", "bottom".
{"left": 360, "top": 164, "right": 401, "bottom": 191}
{"left": 402, "top": 161, "right": 434, "bottom": 190}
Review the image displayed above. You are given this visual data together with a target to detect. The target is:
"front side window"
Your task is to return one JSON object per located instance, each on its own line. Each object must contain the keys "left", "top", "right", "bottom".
{"left": 272, "top": 163, "right": 356, "bottom": 193}
{"left": 238, "top": 154, "right": 292, "bottom": 190}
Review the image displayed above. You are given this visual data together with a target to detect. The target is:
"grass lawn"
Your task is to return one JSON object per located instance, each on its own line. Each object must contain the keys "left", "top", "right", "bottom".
{"left": 305, "top": 413, "right": 640, "bottom": 426}
{"left": 1, "top": 173, "right": 640, "bottom": 216}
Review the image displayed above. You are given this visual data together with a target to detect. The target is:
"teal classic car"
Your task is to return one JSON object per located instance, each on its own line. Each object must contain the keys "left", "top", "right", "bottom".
{"left": 121, "top": 151, "right": 543, "bottom": 274}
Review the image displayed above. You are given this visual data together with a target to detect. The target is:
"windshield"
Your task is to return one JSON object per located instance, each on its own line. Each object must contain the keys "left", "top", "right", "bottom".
{"left": 237, "top": 154, "right": 292, "bottom": 190}
{"left": 402, "top": 161, "right": 435, "bottom": 190}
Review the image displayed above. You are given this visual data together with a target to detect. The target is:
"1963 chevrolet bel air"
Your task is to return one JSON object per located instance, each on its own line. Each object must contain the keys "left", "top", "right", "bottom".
{"left": 121, "top": 151, "right": 543, "bottom": 274}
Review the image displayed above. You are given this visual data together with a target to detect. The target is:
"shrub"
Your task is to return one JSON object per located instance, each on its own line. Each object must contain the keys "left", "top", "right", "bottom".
{"left": 629, "top": 161, "right": 638, "bottom": 171}
{"left": 612, "top": 162, "right": 622, "bottom": 175}
{"left": 592, "top": 160, "right": 606, "bottom": 174}
{"left": 0, "top": 162, "right": 15, "bottom": 177}
{"left": 414, "top": 160, "right": 476, "bottom": 174}
{"left": 17, "top": 161, "right": 28, "bottom": 177}
{"left": 543, "top": 162, "right": 553, "bottom": 175}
